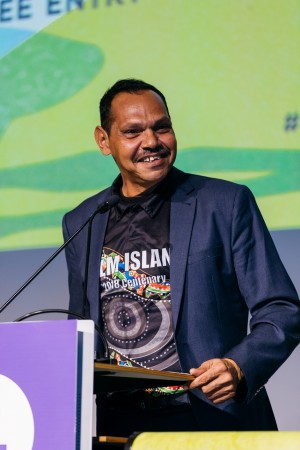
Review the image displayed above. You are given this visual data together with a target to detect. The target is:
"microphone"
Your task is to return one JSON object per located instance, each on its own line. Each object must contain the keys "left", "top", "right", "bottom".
{"left": 0, "top": 195, "right": 120, "bottom": 316}
{"left": 95, "top": 194, "right": 119, "bottom": 214}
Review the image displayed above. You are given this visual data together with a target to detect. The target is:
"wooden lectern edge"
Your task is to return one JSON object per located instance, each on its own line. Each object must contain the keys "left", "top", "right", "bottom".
{"left": 98, "top": 436, "right": 128, "bottom": 443}
{"left": 94, "top": 362, "right": 195, "bottom": 381}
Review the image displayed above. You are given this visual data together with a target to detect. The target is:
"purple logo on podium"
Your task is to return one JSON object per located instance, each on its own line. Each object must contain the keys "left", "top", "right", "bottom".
{"left": 0, "top": 321, "right": 82, "bottom": 450}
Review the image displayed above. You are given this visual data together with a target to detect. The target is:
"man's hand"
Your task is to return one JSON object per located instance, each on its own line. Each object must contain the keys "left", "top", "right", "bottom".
{"left": 188, "top": 358, "right": 243, "bottom": 404}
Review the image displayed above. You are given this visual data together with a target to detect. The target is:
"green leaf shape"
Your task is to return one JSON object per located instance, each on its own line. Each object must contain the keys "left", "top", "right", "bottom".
{"left": 0, "top": 210, "right": 66, "bottom": 240}
{"left": 0, "top": 152, "right": 118, "bottom": 191}
{"left": 0, "top": 32, "right": 103, "bottom": 135}
{"left": 177, "top": 148, "right": 300, "bottom": 198}
{"left": 0, "top": 147, "right": 299, "bottom": 241}
{"left": 0, "top": 148, "right": 298, "bottom": 197}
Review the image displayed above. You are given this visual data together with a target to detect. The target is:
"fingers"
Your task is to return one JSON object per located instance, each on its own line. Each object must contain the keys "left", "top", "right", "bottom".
{"left": 189, "top": 358, "right": 229, "bottom": 389}
{"left": 188, "top": 358, "right": 240, "bottom": 404}
{"left": 199, "top": 376, "right": 237, "bottom": 403}
{"left": 206, "top": 390, "right": 236, "bottom": 404}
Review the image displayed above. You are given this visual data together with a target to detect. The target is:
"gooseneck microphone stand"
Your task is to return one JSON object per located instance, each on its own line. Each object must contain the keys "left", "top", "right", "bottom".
{"left": 0, "top": 195, "right": 120, "bottom": 362}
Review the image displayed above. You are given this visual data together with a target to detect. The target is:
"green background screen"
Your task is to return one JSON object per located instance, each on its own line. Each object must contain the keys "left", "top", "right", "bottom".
{"left": 1, "top": 0, "right": 299, "bottom": 250}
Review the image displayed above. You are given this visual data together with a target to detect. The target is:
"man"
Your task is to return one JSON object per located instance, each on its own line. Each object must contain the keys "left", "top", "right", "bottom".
{"left": 63, "top": 79, "right": 300, "bottom": 436}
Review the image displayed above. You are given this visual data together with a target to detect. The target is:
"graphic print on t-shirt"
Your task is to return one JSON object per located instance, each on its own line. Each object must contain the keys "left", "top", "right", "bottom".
{"left": 100, "top": 246, "right": 181, "bottom": 376}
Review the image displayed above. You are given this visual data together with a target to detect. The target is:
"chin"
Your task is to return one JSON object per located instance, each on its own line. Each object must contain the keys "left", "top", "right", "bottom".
{"left": 146, "top": 170, "right": 169, "bottom": 184}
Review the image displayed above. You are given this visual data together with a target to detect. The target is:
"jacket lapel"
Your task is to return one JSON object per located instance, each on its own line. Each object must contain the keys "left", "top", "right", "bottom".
{"left": 87, "top": 198, "right": 110, "bottom": 324}
{"left": 170, "top": 170, "right": 196, "bottom": 330}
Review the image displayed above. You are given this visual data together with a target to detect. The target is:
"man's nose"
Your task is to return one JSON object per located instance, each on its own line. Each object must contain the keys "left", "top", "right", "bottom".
{"left": 141, "top": 129, "right": 159, "bottom": 149}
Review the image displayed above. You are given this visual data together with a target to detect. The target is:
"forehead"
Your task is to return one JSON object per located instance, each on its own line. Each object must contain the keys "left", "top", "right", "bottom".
{"left": 110, "top": 90, "right": 169, "bottom": 124}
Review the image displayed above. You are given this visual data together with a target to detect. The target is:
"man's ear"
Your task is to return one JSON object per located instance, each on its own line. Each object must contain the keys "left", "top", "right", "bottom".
{"left": 94, "top": 126, "right": 111, "bottom": 156}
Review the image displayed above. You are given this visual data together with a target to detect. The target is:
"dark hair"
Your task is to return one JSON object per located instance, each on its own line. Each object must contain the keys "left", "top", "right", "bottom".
{"left": 99, "top": 79, "right": 170, "bottom": 133}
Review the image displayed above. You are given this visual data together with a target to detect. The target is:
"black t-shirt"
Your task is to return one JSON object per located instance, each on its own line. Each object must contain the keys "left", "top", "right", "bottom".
{"left": 99, "top": 172, "right": 185, "bottom": 395}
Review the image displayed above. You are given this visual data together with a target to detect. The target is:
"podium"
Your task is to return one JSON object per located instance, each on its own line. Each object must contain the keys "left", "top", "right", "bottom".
{"left": 3, "top": 321, "right": 299, "bottom": 449}
{"left": 0, "top": 320, "right": 94, "bottom": 450}
{"left": 0, "top": 320, "right": 194, "bottom": 449}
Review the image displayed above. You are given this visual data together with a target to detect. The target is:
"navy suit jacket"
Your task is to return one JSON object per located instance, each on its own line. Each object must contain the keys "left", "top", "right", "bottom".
{"left": 63, "top": 167, "right": 300, "bottom": 429}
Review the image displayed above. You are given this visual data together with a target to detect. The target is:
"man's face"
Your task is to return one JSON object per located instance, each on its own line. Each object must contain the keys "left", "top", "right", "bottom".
{"left": 95, "top": 90, "right": 177, "bottom": 196}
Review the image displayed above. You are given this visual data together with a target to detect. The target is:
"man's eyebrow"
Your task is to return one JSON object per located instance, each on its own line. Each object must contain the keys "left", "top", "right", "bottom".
{"left": 121, "top": 116, "right": 171, "bottom": 129}
{"left": 121, "top": 122, "right": 143, "bottom": 130}
{"left": 155, "top": 116, "right": 172, "bottom": 123}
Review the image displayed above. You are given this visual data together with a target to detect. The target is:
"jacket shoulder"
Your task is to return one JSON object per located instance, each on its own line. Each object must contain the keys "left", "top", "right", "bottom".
{"left": 173, "top": 167, "right": 251, "bottom": 198}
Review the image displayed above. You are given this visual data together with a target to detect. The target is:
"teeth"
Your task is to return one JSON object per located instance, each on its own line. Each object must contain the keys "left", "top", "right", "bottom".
{"left": 142, "top": 156, "right": 161, "bottom": 162}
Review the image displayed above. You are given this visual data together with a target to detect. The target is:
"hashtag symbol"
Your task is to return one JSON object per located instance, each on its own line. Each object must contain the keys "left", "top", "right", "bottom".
{"left": 285, "top": 113, "right": 298, "bottom": 131}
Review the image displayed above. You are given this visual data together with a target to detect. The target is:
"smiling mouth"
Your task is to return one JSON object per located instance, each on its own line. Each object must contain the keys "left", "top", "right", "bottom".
{"left": 139, "top": 155, "right": 163, "bottom": 163}
{"left": 137, "top": 151, "right": 170, "bottom": 163}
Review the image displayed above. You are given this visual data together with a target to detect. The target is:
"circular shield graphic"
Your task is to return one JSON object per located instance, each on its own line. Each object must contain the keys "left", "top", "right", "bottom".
{"left": 103, "top": 292, "right": 176, "bottom": 369}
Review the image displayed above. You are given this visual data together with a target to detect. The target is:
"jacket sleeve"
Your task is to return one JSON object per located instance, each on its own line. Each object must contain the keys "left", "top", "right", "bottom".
{"left": 224, "top": 186, "right": 300, "bottom": 402}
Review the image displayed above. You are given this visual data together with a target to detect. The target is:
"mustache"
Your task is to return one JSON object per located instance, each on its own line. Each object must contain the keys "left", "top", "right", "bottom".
{"left": 134, "top": 147, "right": 171, "bottom": 162}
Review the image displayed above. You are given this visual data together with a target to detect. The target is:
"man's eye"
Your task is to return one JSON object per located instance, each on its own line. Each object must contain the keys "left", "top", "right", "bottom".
{"left": 155, "top": 125, "right": 172, "bottom": 133}
{"left": 124, "top": 129, "right": 140, "bottom": 135}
